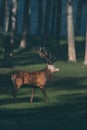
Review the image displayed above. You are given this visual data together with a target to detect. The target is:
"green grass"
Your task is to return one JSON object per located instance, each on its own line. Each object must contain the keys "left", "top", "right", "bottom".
{"left": 0, "top": 61, "right": 87, "bottom": 130}
{"left": 0, "top": 36, "right": 87, "bottom": 129}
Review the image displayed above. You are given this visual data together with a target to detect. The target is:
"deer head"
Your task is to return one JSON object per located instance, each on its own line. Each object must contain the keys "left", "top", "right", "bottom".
{"left": 38, "top": 46, "right": 59, "bottom": 73}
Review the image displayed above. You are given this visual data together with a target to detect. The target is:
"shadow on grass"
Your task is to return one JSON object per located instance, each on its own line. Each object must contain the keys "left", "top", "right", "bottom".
{"left": 0, "top": 95, "right": 87, "bottom": 130}
{"left": 14, "top": 53, "right": 43, "bottom": 66}
{"left": 0, "top": 74, "right": 87, "bottom": 129}
{"left": 0, "top": 74, "right": 87, "bottom": 95}
{"left": 50, "top": 76, "right": 87, "bottom": 90}
{"left": 0, "top": 96, "right": 44, "bottom": 106}
{"left": 0, "top": 37, "right": 83, "bottom": 67}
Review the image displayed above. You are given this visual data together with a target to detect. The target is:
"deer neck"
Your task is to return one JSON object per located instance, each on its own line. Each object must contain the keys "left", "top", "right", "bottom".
{"left": 43, "top": 66, "right": 52, "bottom": 80}
{"left": 46, "top": 64, "right": 59, "bottom": 74}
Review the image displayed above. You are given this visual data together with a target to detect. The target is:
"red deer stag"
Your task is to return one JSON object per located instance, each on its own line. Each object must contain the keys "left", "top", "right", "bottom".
{"left": 11, "top": 47, "right": 59, "bottom": 103}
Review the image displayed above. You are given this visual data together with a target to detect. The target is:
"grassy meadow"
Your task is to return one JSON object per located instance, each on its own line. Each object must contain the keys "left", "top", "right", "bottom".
{"left": 0, "top": 61, "right": 87, "bottom": 130}
{"left": 0, "top": 37, "right": 87, "bottom": 130}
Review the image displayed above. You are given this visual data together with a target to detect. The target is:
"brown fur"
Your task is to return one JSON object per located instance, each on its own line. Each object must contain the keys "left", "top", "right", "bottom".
{"left": 11, "top": 47, "right": 59, "bottom": 103}
{"left": 11, "top": 66, "right": 52, "bottom": 103}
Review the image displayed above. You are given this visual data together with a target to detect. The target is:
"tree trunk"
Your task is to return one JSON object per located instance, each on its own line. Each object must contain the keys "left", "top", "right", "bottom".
{"left": 0, "top": 0, "right": 5, "bottom": 44}
{"left": 2, "top": 0, "right": 17, "bottom": 67}
{"left": 84, "top": 23, "right": 87, "bottom": 65}
{"left": 75, "top": 0, "right": 83, "bottom": 36}
{"left": 0, "top": 0, "right": 5, "bottom": 28}
{"left": 43, "top": 0, "right": 51, "bottom": 45}
{"left": 38, "top": 0, "right": 43, "bottom": 36}
{"left": 50, "top": 0, "right": 56, "bottom": 38}
{"left": 20, "top": 0, "right": 30, "bottom": 48}
{"left": 10, "top": 0, "right": 17, "bottom": 51}
{"left": 55, "top": 0, "right": 62, "bottom": 49}
{"left": 67, "top": 0, "right": 76, "bottom": 62}
{"left": 4, "top": 0, "right": 10, "bottom": 32}
{"left": 1, "top": 0, "right": 10, "bottom": 67}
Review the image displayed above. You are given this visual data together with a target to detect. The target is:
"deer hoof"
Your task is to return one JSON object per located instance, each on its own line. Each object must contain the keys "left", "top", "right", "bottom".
{"left": 45, "top": 99, "right": 49, "bottom": 103}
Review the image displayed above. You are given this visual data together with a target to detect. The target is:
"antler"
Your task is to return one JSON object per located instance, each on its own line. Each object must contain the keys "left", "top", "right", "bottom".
{"left": 38, "top": 46, "right": 56, "bottom": 64}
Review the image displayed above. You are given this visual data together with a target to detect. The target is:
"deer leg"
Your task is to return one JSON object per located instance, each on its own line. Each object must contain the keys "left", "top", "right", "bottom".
{"left": 12, "top": 78, "right": 20, "bottom": 103}
{"left": 40, "top": 88, "right": 49, "bottom": 103}
{"left": 30, "top": 88, "right": 35, "bottom": 103}
{"left": 12, "top": 82, "right": 18, "bottom": 103}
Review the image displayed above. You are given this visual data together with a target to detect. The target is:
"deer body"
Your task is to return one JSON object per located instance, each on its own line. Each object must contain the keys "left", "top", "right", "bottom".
{"left": 12, "top": 66, "right": 51, "bottom": 89}
{"left": 11, "top": 47, "right": 59, "bottom": 103}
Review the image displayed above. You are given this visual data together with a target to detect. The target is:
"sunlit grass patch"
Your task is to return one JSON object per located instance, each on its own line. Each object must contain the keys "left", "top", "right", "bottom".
{"left": 0, "top": 60, "right": 87, "bottom": 130}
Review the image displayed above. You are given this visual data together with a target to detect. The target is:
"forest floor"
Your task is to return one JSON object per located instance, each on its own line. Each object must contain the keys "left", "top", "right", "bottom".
{"left": 0, "top": 36, "right": 87, "bottom": 130}
{"left": 0, "top": 61, "right": 87, "bottom": 130}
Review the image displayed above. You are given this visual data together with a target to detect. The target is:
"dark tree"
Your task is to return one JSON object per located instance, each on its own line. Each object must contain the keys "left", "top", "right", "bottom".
{"left": 0, "top": 0, "right": 5, "bottom": 28}
{"left": 84, "top": 20, "right": 87, "bottom": 65}
{"left": 75, "top": 0, "right": 83, "bottom": 36}
{"left": 1, "top": 0, "right": 10, "bottom": 67}
{"left": 0, "top": 0, "right": 5, "bottom": 43}
{"left": 50, "top": 0, "right": 56, "bottom": 38}
{"left": 38, "top": 0, "right": 43, "bottom": 36}
{"left": 1, "top": 0, "right": 17, "bottom": 67}
{"left": 20, "top": 0, "right": 30, "bottom": 48}
{"left": 43, "top": 0, "right": 51, "bottom": 45}
{"left": 55, "top": 0, "right": 62, "bottom": 48}
{"left": 75, "top": 0, "right": 87, "bottom": 36}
